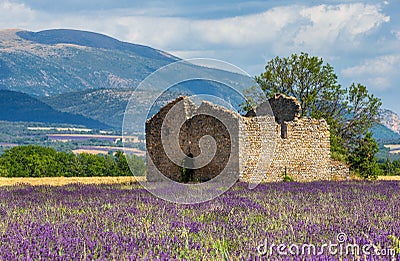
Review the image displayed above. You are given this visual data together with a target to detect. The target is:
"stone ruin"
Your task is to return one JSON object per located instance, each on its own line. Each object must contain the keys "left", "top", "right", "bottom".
{"left": 146, "top": 94, "right": 349, "bottom": 183}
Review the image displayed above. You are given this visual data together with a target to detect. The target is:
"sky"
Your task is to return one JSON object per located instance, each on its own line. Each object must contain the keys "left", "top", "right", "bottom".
{"left": 0, "top": 0, "right": 399, "bottom": 113}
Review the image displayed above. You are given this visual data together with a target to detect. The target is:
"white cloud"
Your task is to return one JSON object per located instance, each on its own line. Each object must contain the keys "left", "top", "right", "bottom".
{"left": 342, "top": 55, "right": 399, "bottom": 76}
{"left": 0, "top": 0, "right": 35, "bottom": 28}
{"left": 114, "top": 3, "right": 390, "bottom": 58}
{"left": 0, "top": 1, "right": 390, "bottom": 56}
{"left": 294, "top": 4, "right": 390, "bottom": 50}
{"left": 111, "top": 3, "right": 390, "bottom": 52}
{"left": 108, "top": 6, "right": 302, "bottom": 51}
{"left": 192, "top": 6, "right": 300, "bottom": 47}
{"left": 0, "top": 0, "right": 394, "bottom": 77}
{"left": 342, "top": 55, "right": 400, "bottom": 90}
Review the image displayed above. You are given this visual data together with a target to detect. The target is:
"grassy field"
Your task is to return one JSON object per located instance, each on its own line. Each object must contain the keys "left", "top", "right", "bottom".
{"left": 378, "top": 175, "right": 400, "bottom": 181}
{"left": 0, "top": 176, "right": 146, "bottom": 186}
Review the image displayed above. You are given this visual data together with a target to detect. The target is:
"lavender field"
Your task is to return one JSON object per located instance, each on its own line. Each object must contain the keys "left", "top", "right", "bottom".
{"left": 0, "top": 181, "right": 399, "bottom": 260}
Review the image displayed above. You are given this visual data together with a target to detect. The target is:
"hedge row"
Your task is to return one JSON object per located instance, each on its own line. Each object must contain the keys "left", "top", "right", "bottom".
{"left": 0, "top": 145, "right": 145, "bottom": 177}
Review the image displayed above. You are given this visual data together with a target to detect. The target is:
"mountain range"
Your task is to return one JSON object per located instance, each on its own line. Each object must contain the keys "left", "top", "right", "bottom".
{"left": 0, "top": 90, "right": 109, "bottom": 129}
{"left": 1, "top": 28, "right": 400, "bottom": 143}
{"left": 0, "top": 29, "right": 177, "bottom": 96}
{"left": 379, "top": 109, "right": 400, "bottom": 134}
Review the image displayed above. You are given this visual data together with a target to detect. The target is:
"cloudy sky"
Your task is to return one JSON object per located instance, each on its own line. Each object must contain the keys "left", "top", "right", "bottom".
{"left": 1, "top": 0, "right": 399, "bottom": 113}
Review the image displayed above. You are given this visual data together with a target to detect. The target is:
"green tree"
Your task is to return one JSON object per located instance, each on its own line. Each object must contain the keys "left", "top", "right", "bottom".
{"left": 244, "top": 53, "right": 382, "bottom": 178}
{"left": 382, "top": 158, "right": 392, "bottom": 176}
{"left": 393, "top": 160, "right": 400, "bottom": 175}
{"left": 349, "top": 132, "right": 382, "bottom": 179}
{"left": 0, "top": 145, "right": 146, "bottom": 177}
{"left": 253, "top": 53, "right": 344, "bottom": 119}
{"left": 0, "top": 145, "right": 60, "bottom": 177}
{"left": 341, "top": 83, "right": 382, "bottom": 150}
{"left": 77, "top": 153, "right": 107, "bottom": 177}
{"left": 114, "top": 151, "right": 130, "bottom": 175}
{"left": 379, "top": 158, "right": 400, "bottom": 176}
{"left": 55, "top": 151, "right": 81, "bottom": 177}
{"left": 126, "top": 154, "right": 146, "bottom": 176}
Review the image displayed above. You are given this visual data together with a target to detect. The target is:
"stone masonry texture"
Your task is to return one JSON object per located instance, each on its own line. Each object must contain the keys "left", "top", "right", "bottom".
{"left": 146, "top": 94, "right": 349, "bottom": 183}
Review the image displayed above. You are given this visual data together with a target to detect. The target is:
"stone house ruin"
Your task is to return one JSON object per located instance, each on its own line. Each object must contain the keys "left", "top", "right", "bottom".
{"left": 146, "top": 94, "right": 349, "bottom": 183}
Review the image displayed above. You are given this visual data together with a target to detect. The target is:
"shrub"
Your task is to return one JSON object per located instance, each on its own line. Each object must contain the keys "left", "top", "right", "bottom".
{"left": 0, "top": 145, "right": 145, "bottom": 177}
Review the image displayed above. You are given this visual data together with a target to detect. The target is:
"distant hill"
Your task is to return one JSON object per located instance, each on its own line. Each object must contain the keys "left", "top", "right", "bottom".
{"left": 2, "top": 28, "right": 398, "bottom": 140}
{"left": 42, "top": 80, "right": 245, "bottom": 130}
{"left": 371, "top": 123, "right": 400, "bottom": 144}
{"left": 0, "top": 90, "right": 110, "bottom": 129}
{"left": 0, "top": 29, "right": 178, "bottom": 96}
{"left": 371, "top": 109, "right": 400, "bottom": 144}
{"left": 0, "top": 29, "right": 248, "bottom": 98}
{"left": 379, "top": 109, "right": 400, "bottom": 134}
{"left": 41, "top": 88, "right": 135, "bottom": 129}
{"left": 16, "top": 29, "right": 178, "bottom": 61}
{"left": 0, "top": 28, "right": 250, "bottom": 131}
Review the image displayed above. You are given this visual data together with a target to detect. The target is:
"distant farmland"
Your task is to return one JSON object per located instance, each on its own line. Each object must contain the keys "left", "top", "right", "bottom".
{"left": 47, "top": 134, "right": 140, "bottom": 143}
{"left": 384, "top": 144, "right": 400, "bottom": 154}
{"left": 72, "top": 146, "right": 145, "bottom": 157}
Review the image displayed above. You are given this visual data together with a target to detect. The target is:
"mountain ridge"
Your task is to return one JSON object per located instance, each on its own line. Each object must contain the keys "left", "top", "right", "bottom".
{"left": 379, "top": 108, "right": 400, "bottom": 135}
{"left": 1, "top": 28, "right": 399, "bottom": 141}
{"left": 0, "top": 29, "right": 178, "bottom": 96}
{"left": 0, "top": 90, "right": 111, "bottom": 129}
{"left": 16, "top": 29, "right": 178, "bottom": 61}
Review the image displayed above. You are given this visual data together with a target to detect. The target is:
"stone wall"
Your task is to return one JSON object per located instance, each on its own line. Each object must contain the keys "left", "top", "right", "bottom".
{"left": 146, "top": 97, "right": 190, "bottom": 182}
{"left": 238, "top": 115, "right": 278, "bottom": 182}
{"left": 182, "top": 101, "right": 240, "bottom": 182}
{"left": 330, "top": 159, "right": 350, "bottom": 181}
{"left": 240, "top": 117, "right": 334, "bottom": 182}
{"left": 146, "top": 95, "right": 349, "bottom": 183}
{"left": 146, "top": 97, "right": 239, "bottom": 182}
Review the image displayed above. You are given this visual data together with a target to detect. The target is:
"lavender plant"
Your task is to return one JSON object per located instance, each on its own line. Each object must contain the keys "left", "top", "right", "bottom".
{"left": 0, "top": 181, "right": 398, "bottom": 260}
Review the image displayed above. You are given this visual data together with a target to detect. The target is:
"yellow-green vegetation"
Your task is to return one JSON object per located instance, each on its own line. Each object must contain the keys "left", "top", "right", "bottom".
{"left": 0, "top": 176, "right": 145, "bottom": 186}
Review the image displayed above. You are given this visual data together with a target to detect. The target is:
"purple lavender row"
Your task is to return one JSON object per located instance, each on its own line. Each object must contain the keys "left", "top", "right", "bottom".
{"left": 0, "top": 181, "right": 399, "bottom": 260}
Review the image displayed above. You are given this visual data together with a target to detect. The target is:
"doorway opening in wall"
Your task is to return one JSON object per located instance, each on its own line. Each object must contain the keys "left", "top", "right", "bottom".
{"left": 181, "top": 153, "right": 194, "bottom": 183}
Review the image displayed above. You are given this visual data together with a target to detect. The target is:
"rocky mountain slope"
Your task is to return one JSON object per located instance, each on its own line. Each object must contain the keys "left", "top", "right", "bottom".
{"left": 1, "top": 28, "right": 400, "bottom": 141}
{"left": 379, "top": 109, "right": 400, "bottom": 134}
{"left": 0, "top": 29, "right": 178, "bottom": 96}
{"left": 42, "top": 79, "right": 244, "bottom": 130}
{"left": 0, "top": 29, "right": 249, "bottom": 130}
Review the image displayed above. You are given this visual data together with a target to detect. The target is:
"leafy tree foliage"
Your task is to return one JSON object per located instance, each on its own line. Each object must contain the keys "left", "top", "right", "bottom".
{"left": 349, "top": 132, "right": 382, "bottom": 179}
{"left": 244, "top": 53, "right": 382, "bottom": 179}
{"left": 0, "top": 145, "right": 146, "bottom": 177}
{"left": 379, "top": 158, "right": 400, "bottom": 176}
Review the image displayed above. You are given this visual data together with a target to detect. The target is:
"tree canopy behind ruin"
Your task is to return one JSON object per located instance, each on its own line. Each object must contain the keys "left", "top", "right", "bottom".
{"left": 242, "top": 52, "right": 382, "bottom": 179}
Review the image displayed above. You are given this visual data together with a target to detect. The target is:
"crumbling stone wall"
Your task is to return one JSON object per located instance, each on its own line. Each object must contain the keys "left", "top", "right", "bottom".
{"left": 246, "top": 93, "right": 301, "bottom": 124}
{"left": 146, "top": 97, "right": 191, "bottom": 182}
{"left": 179, "top": 103, "right": 239, "bottom": 182}
{"left": 146, "top": 97, "right": 239, "bottom": 182}
{"left": 146, "top": 94, "right": 349, "bottom": 183}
